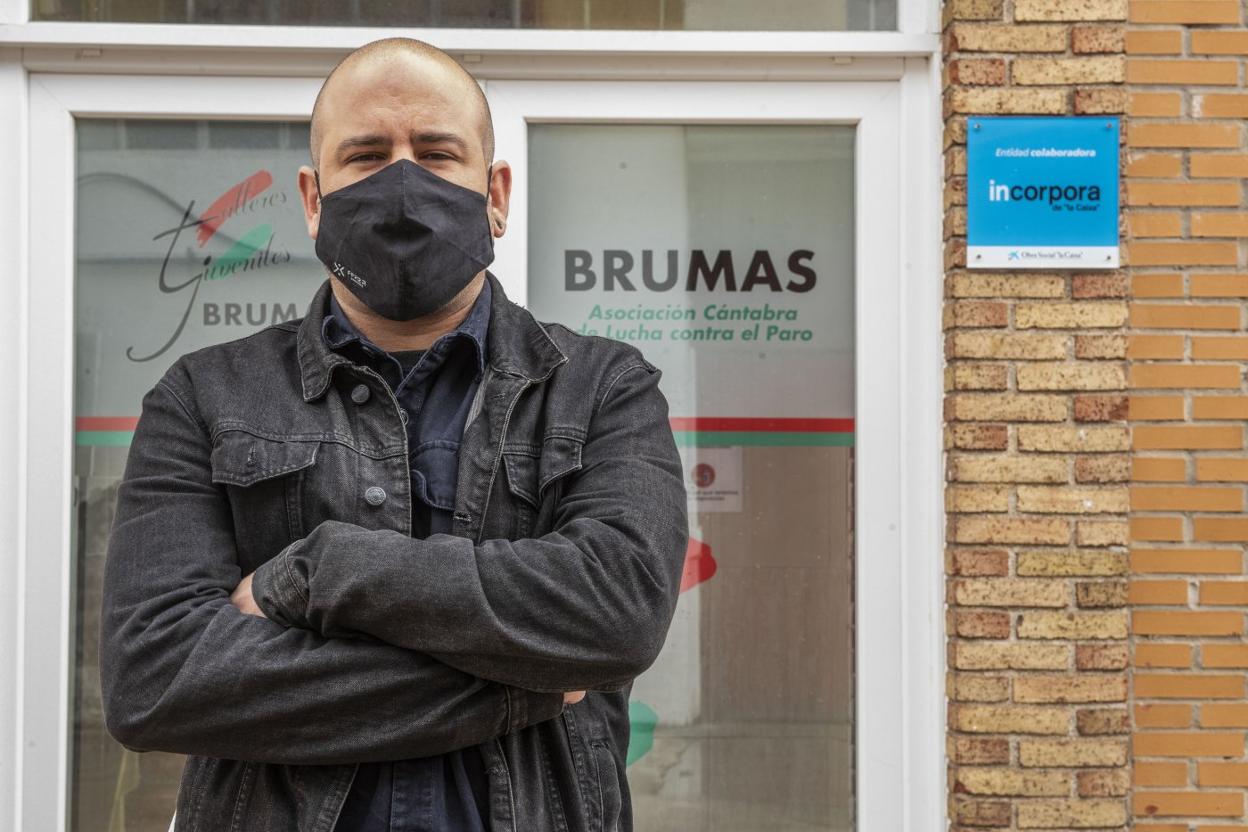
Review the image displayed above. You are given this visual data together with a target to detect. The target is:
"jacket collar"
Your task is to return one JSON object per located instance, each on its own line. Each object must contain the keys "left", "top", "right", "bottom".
{"left": 297, "top": 271, "right": 567, "bottom": 402}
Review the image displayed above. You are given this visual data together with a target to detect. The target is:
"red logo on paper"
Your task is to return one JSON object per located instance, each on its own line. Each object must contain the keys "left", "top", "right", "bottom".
{"left": 692, "top": 463, "right": 716, "bottom": 489}
{"left": 681, "top": 537, "right": 717, "bottom": 592}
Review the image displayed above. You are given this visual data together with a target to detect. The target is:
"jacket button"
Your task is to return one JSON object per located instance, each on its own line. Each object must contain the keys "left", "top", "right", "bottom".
{"left": 364, "top": 486, "right": 387, "bottom": 506}
{"left": 350, "top": 384, "right": 371, "bottom": 404}
{"left": 398, "top": 409, "right": 409, "bottom": 425}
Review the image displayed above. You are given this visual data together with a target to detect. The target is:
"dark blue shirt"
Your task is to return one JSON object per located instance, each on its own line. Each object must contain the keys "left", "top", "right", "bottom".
{"left": 323, "top": 279, "right": 493, "bottom": 832}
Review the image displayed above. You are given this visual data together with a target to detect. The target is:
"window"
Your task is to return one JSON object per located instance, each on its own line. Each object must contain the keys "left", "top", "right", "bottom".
{"left": 527, "top": 123, "right": 857, "bottom": 829}
{"left": 71, "top": 118, "right": 316, "bottom": 831}
{"left": 35, "top": 0, "right": 897, "bottom": 30}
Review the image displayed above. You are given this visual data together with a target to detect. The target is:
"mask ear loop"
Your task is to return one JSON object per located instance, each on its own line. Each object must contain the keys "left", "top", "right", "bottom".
{"left": 486, "top": 163, "right": 503, "bottom": 233}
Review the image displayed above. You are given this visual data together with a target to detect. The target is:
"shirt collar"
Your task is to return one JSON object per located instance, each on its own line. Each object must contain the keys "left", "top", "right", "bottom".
{"left": 320, "top": 278, "right": 492, "bottom": 377}
{"left": 295, "top": 272, "right": 566, "bottom": 402}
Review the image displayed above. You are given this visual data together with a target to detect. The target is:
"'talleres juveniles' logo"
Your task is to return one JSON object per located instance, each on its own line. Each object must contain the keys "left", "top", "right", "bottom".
{"left": 126, "top": 170, "right": 295, "bottom": 363}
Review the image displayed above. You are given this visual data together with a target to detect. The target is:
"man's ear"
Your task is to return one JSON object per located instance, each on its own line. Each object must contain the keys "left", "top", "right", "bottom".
{"left": 297, "top": 164, "right": 321, "bottom": 240}
{"left": 486, "top": 160, "right": 513, "bottom": 239}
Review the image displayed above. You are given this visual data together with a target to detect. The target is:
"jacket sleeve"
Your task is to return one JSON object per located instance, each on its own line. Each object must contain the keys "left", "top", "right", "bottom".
{"left": 99, "top": 367, "right": 566, "bottom": 766}
{"left": 250, "top": 359, "right": 690, "bottom": 694}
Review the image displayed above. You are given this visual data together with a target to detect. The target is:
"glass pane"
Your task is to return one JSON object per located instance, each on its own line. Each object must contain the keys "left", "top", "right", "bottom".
{"left": 527, "top": 124, "right": 856, "bottom": 830}
{"left": 35, "top": 0, "right": 896, "bottom": 30}
{"left": 71, "top": 118, "right": 318, "bottom": 832}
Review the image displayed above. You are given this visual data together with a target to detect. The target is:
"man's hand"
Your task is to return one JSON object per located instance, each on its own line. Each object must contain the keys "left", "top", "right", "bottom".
{"left": 563, "top": 690, "right": 585, "bottom": 705}
{"left": 230, "top": 572, "right": 267, "bottom": 618}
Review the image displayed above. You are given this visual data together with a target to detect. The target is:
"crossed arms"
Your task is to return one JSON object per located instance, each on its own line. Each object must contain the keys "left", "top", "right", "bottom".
{"left": 99, "top": 358, "right": 688, "bottom": 767}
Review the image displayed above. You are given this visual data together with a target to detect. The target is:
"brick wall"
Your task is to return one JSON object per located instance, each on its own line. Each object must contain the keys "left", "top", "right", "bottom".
{"left": 1126, "top": 0, "right": 1248, "bottom": 827}
{"left": 944, "top": 0, "right": 1248, "bottom": 828}
{"left": 943, "top": 0, "right": 1133, "bottom": 828}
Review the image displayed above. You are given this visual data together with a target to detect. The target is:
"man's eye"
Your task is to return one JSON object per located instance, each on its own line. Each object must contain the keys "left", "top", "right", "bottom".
{"left": 423, "top": 151, "right": 455, "bottom": 161}
{"left": 349, "top": 153, "right": 383, "bottom": 163}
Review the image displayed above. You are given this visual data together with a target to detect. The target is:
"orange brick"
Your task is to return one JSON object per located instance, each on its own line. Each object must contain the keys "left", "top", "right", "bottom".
{"left": 1131, "top": 274, "right": 1184, "bottom": 298}
{"left": 1193, "top": 397, "right": 1248, "bottom": 420}
{"left": 1134, "top": 761, "right": 1188, "bottom": 785}
{"left": 1129, "top": 92, "right": 1182, "bottom": 117}
{"left": 1196, "top": 518, "right": 1248, "bottom": 542}
{"left": 1131, "top": 304, "right": 1241, "bottom": 329}
{"left": 1134, "top": 610, "right": 1243, "bottom": 636}
{"left": 1193, "top": 212, "right": 1248, "bottom": 237}
{"left": 1201, "top": 94, "right": 1248, "bottom": 119}
{"left": 1131, "top": 548, "right": 1242, "bottom": 574}
{"left": 1135, "top": 703, "right": 1193, "bottom": 728}
{"left": 1132, "top": 456, "right": 1186, "bottom": 480}
{"left": 1129, "top": 396, "right": 1185, "bottom": 420}
{"left": 1129, "top": 579, "right": 1188, "bottom": 604}
{"left": 1192, "top": 153, "right": 1248, "bottom": 178}
{"left": 1132, "top": 486, "right": 1243, "bottom": 512}
{"left": 1136, "top": 674, "right": 1245, "bottom": 699}
{"left": 1132, "top": 789, "right": 1243, "bottom": 817}
{"left": 1133, "top": 364, "right": 1238, "bottom": 391}
{"left": 1197, "top": 760, "right": 1248, "bottom": 786}
{"left": 1134, "top": 425, "right": 1243, "bottom": 450}
{"left": 1203, "top": 581, "right": 1248, "bottom": 605}
{"left": 1128, "top": 59, "right": 1240, "bottom": 86}
{"left": 1203, "top": 644, "right": 1248, "bottom": 668}
{"left": 1131, "top": 730, "right": 1244, "bottom": 756}
{"left": 1130, "top": 1, "right": 1241, "bottom": 24}
{"left": 1135, "top": 643, "right": 1193, "bottom": 668}
{"left": 1129, "top": 123, "right": 1240, "bottom": 149}
{"left": 1131, "top": 516, "right": 1184, "bottom": 541}
{"left": 1127, "top": 153, "right": 1183, "bottom": 177}
{"left": 1128, "top": 182, "right": 1242, "bottom": 207}
{"left": 1128, "top": 335, "right": 1184, "bottom": 359}
{"left": 1193, "top": 337, "right": 1248, "bottom": 359}
{"left": 1193, "top": 31, "right": 1248, "bottom": 54}
{"left": 1127, "top": 242, "right": 1238, "bottom": 266}
{"left": 1191, "top": 274, "right": 1248, "bottom": 297}
{"left": 1128, "top": 211, "right": 1182, "bottom": 237}
{"left": 1198, "top": 457, "right": 1248, "bottom": 482}
{"left": 1203, "top": 703, "right": 1248, "bottom": 727}
{"left": 1131, "top": 365, "right": 1241, "bottom": 389}
{"left": 1125, "top": 30, "right": 1183, "bottom": 54}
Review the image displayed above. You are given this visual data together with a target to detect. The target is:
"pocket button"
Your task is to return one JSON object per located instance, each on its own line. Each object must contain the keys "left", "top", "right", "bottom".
{"left": 364, "top": 486, "right": 387, "bottom": 506}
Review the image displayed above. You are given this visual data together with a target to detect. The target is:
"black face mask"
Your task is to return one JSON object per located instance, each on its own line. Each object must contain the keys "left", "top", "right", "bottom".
{"left": 314, "top": 158, "right": 495, "bottom": 320}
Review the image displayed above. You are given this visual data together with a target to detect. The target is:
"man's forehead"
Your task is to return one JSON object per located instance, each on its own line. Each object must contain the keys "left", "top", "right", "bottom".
{"left": 319, "top": 57, "right": 481, "bottom": 140}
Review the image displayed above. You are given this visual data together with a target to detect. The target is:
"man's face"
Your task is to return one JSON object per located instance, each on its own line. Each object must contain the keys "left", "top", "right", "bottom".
{"left": 297, "top": 53, "right": 510, "bottom": 247}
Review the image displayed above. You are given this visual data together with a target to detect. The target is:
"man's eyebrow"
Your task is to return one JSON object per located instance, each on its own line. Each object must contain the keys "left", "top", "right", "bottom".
{"left": 335, "top": 134, "right": 389, "bottom": 157}
{"left": 414, "top": 131, "right": 469, "bottom": 153}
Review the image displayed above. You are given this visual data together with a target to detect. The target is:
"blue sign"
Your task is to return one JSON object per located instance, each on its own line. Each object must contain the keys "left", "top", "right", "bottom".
{"left": 967, "top": 116, "right": 1119, "bottom": 269}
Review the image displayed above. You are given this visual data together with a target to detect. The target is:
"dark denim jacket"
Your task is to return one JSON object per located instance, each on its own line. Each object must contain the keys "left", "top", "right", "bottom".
{"left": 320, "top": 283, "right": 494, "bottom": 829}
{"left": 98, "top": 272, "right": 689, "bottom": 832}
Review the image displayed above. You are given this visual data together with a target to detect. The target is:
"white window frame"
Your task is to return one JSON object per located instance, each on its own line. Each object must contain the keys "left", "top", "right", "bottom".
{"left": 0, "top": 4, "right": 943, "bottom": 829}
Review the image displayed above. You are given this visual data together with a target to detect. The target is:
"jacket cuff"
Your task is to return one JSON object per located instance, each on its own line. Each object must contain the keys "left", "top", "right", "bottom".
{"left": 250, "top": 541, "right": 308, "bottom": 628}
{"left": 504, "top": 685, "right": 566, "bottom": 733}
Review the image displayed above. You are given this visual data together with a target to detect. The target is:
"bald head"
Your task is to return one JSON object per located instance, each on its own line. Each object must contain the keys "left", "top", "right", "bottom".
{"left": 309, "top": 37, "right": 494, "bottom": 172}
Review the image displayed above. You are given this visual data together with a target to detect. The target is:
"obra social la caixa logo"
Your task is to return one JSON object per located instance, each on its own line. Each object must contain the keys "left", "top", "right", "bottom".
{"left": 127, "top": 170, "right": 296, "bottom": 363}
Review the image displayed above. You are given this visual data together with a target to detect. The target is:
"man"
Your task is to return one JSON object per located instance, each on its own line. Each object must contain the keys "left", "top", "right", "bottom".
{"left": 99, "top": 37, "right": 689, "bottom": 832}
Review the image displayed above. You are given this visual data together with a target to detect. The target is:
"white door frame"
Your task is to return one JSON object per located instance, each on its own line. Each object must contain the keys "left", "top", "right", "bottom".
{"left": 10, "top": 59, "right": 942, "bottom": 832}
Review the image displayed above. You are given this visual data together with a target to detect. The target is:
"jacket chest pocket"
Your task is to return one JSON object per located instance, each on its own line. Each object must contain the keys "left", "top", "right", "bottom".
{"left": 500, "top": 434, "right": 584, "bottom": 539}
{"left": 210, "top": 429, "right": 319, "bottom": 573}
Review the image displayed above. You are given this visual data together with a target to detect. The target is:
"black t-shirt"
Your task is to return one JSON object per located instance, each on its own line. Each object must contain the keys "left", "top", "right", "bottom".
{"left": 391, "top": 348, "right": 427, "bottom": 377}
